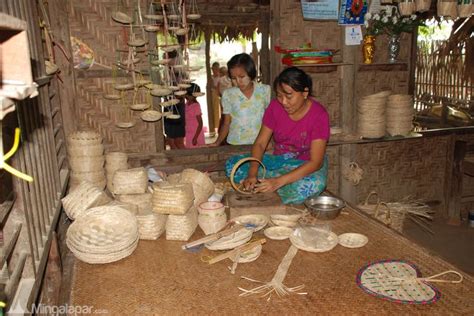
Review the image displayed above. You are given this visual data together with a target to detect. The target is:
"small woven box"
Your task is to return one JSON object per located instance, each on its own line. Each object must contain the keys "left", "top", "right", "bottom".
{"left": 165, "top": 206, "right": 198, "bottom": 241}
{"left": 117, "top": 192, "right": 153, "bottom": 212}
{"left": 112, "top": 167, "right": 148, "bottom": 194}
{"left": 152, "top": 183, "right": 195, "bottom": 215}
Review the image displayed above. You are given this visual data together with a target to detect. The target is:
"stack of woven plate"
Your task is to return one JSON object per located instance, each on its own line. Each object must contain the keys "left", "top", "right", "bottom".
{"left": 136, "top": 209, "right": 167, "bottom": 240}
{"left": 61, "top": 181, "right": 111, "bottom": 220}
{"left": 67, "top": 131, "right": 106, "bottom": 189}
{"left": 386, "top": 94, "right": 414, "bottom": 136}
{"left": 205, "top": 228, "right": 253, "bottom": 250}
{"left": 357, "top": 91, "right": 391, "bottom": 139}
{"left": 66, "top": 206, "right": 139, "bottom": 264}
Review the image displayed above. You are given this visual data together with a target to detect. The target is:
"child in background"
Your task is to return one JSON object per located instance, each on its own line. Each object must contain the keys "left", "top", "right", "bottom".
{"left": 184, "top": 83, "right": 205, "bottom": 148}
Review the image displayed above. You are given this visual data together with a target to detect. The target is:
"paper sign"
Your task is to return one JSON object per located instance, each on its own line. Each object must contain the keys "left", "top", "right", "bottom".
{"left": 345, "top": 25, "right": 363, "bottom": 45}
{"left": 301, "top": 0, "right": 339, "bottom": 20}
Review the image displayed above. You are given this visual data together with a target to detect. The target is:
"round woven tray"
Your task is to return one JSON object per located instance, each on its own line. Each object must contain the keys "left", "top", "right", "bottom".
{"left": 264, "top": 226, "right": 294, "bottom": 240}
{"left": 289, "top": 227, "right": 339, "bottom": 253}
{"left": 338, "top": 233, "right": 368, "bottom": 248}
{"left": 230, "top": 157, "right": 266, "bottom": 195}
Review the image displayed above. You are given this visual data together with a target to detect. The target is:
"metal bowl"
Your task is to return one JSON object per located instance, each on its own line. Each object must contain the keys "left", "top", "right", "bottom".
{"left": 304, "top": 196, "right": 345, "bottom": 220}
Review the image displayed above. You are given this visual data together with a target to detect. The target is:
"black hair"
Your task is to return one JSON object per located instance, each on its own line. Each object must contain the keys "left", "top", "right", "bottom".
{"left": 166, "top": 50, "right": 178, "bottom": 59}
{"left": 227, "top": 53, "right": 257, "bottom": 80}
{"left": 273, "top": 67, "right": 312, "bottom": 95}
{"left": 186, "top": 82, "right": 200, "bottom": 95}
{"left": 211, "top": 62, "right": 220, "bottom": 68}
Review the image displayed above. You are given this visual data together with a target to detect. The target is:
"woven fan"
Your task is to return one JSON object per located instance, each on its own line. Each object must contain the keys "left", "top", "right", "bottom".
{"left": 357, "top": 259, "right": 463, "bottom": 304}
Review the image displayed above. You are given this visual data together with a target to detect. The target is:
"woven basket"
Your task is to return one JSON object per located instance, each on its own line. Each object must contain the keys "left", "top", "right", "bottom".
{"left": 399, "top": 1, "right": 416, "bottom": 15}
{"left": 69, "top": 156, "right": 105, "bottom": 173}
{"left": 197, "top": 201, "right": 227, "bottom": 235}
{"left": 166, "top": 173, "right": 182, "bottom": 184}
{"left": 106, "top": 200, "right": 139, "bottom": 215}
{"left": 136, "top": 210, "right": 167, "bottom": 240}
{"left": 61, "top": 181, "right": 111, "bottom": 220}
{"left": 67, "top": 131, "right": 102, "bottom": 147}
{"left": 438, "top": 0, "right": 458, "bottom": 17}
{"left": 105, "top": 152, "right": 128, "bottom": 168}
{"left": 112, "top": 167, "right": 148, "bottom": 194}
{"left": 357, "top": 191, "right": 405, "bottom": 232}
{"left": 71, "top": 170, "right": 105, "bottom": 183}
{"left": 67, "top": 143, "right": 104, "bottom": 157}
{"left": 152, "top": 183, "right": 195, "bottom": 215}
{"left": 415, "top": 0, "right": 431, "bottom": 11}
{"left": 180, "top": 169, "right": 215, "bottom": 205}
{"left": 165, "top": 206, "right": 198, "bottom": 241}
{"left": 458, "top": 3, "right": 473, "bottom": 17}
{"left": 117, "top": 193, "right": 152, "bottom": 212}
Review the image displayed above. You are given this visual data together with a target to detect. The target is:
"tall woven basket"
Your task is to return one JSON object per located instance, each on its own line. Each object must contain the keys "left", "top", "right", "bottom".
{"left": 165, "top": 206, "right": 198, "bottom": 241}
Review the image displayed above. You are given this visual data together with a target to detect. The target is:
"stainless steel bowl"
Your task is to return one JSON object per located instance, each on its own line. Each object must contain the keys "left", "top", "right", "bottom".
{"left": 304, "top": 196, "right": 345, "bottom": 220}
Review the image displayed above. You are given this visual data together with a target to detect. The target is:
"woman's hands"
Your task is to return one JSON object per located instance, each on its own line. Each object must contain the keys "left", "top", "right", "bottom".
{"left": 254, "top": 177, "right": 284, "bottom": 193}
{"left": 241, "top": 176, "right": 284, "bottom": 193}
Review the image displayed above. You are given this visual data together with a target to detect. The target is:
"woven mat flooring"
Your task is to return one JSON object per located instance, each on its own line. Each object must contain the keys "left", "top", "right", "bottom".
{"left": 70, "top": 206, "right": 474, "bottom": 314}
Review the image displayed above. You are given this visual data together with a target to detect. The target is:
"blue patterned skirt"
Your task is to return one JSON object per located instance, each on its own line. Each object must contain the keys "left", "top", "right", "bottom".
{"left": 225, "top": 153, "right": 328, "bottom": 204}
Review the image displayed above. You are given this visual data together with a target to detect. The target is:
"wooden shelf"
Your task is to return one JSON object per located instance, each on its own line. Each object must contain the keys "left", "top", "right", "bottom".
{"left": 287, "top": 63, "right": 352, "bottom": 73}
{"left": 358, "top": 62, "right": 408, "bottom": 72}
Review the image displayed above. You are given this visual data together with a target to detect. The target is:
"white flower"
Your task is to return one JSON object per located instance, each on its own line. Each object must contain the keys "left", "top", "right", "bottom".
{"left": 382, "top": 16, "right": 389, "bottom": 23}
{"left": 364, "top": 20, "right": 369, "bottom": 28}
{"left": 385, "top": 8, "right": 392, "bottom": 17}
{"left": 365, "top": 12, "right": 372, "bottom": 20}
{"left": 393, "top": 17, "right": 398, "bottom": 24}
{"left": 402, "top": 18, "right": 409, "bottom": 23}
{"left": 410, "top": 14, "right": 417, "bottom": 20}
{"left": 374, "top": 14, "right": 380, "bottom": 20}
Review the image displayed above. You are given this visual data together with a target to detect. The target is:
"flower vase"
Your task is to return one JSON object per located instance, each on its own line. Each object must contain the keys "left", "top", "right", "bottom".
{"left": 388, "top": 34, "right": 400, "bottom": 64}
{"left": 363, "top": 35, "right": 376, "bottom": 64}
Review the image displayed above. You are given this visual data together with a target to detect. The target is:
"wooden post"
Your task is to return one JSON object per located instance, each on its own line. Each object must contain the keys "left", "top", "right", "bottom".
{"left": 269, "top": 0, "right": 282, "bottom": 84}
{"left": 447, "top": 140, "right": 466, "bottom": 225}
{"left": 47, "top": 0, "right": 77, "bottom": 135}
{"left": 205, "top": 32, "right": 214, "bottom": 133}
{"left": 148, "top": 23, "right": 163, "bottom": 152}
{"left": 260, "top": 13, "right": 270, "bottom": 85}
{"left": 339, "top": 27, "right": 357, "bottom": 203}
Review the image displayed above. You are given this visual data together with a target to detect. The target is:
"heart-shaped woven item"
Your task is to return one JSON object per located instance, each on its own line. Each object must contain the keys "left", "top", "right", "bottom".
{"left": 356, "top": 259, "right": 463, "bottom": 304}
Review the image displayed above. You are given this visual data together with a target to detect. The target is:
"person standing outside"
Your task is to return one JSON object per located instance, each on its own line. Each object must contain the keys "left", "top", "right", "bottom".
{"left": 210, "top": 53, "right": 271, "bottom": 146}
{"left": 184, "top": 83, "right": 205, "bottom": 148}
{"left": 209, "top": 61, "right": 221, "bottom": 136}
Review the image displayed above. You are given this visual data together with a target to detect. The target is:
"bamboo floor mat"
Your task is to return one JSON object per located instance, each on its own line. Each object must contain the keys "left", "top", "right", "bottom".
{"left": 70, "top": 204, "right": 474, "bottom": 315}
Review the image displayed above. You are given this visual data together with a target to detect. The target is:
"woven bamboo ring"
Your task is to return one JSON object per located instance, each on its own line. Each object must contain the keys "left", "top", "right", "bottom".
{"left": 230, "top": 157, "right": 266, "bottom": 195}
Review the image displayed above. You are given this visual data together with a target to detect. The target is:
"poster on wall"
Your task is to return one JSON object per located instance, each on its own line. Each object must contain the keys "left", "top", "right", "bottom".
{"left": 301, "top": 0, "right": 339, "bottom": 20}
{"left": 338, "top": 0, "right": 368, "bottom": 25}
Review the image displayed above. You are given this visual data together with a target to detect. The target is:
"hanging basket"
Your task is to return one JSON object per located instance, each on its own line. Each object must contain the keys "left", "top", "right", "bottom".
{"left": 438, "top": 0, "right": 458, "bottom": 17}
{"left": 399, "top": 1, "right": 416, "bottom": 16}
{"left": 415, "top": 0, "right": 431, "bottom": 12}
{"left": 458, "top": 3, "right": 473, "bottom": 18}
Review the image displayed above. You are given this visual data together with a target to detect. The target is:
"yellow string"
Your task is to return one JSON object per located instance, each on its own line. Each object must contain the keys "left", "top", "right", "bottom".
{"left": 1, "top": 128, "right": 33, "bottom": 182}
